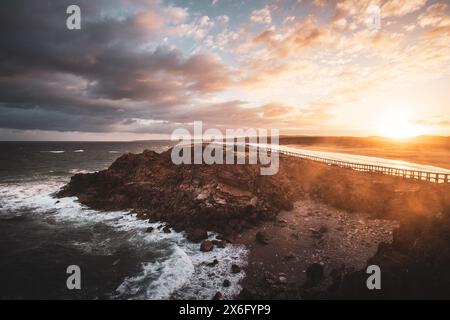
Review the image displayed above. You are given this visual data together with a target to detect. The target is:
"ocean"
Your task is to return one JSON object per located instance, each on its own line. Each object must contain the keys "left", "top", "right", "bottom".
{"left": 0, "top": 141, "right": 247, "bottom": 300}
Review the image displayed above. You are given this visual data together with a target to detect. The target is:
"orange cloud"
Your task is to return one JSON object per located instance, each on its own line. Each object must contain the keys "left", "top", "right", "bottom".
{"left": 419, "top": 3, "right": 450, "bottom": 27}
{"left": 134, "top": 11, "right": 165, "bottom": 31}
{"left": 381, "top": 0, "right": 428, "bottom": 17}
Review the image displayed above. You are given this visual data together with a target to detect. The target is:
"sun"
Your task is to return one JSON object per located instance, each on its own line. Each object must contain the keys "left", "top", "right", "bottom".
{"left": 378, "top": 109, "right": 421, "bottom": 139}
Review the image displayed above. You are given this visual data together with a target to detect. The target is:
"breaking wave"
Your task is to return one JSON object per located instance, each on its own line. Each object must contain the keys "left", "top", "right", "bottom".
{"left": 0, "top": 180, "right": 247, "bottom": 300}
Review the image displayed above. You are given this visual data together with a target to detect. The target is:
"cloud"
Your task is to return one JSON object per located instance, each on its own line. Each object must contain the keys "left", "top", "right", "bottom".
{"left": 1, "top": 0, "right": 450, "bottom": 138}
{"left": 250, "top": 5, "right": 272, "bottom": 25}
{"left": 169, "top": 15, "right": 216, "bottom": 39}
{"left": 381, "top": 0, "right": 428, "bottom": 18}
{"left": 313, "top": 0, "right": 329, "bottom": 7}
{"left": 414, "top": 117, "right": 450, "bottom": 127}
{"left": 252, "top": 15, "right": 333, "bottom": 58}
{"left": 217, "top": 15, "right": 230, "bottom": 24}
{"left": 162, "top": 100, "right": 333, "bottom": 132}
{"left": 418, "top": 3, "right": 450, "bottom": 27}
{"left": 330, "top": 0, "right": 427, "bottom": 27}
{"left": 0, "top": 0, "right": 234, "bottom": 133}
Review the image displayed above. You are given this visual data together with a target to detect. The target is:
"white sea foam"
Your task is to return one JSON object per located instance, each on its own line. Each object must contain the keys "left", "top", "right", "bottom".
{"left": 73, "top": 150, "right": 84, "bottom": 153}
{"left": 42, "top": 150, "right": 65, "bottom": 154}
{"left": 0, "top": 180, "right": 248, "bottom": 300}
{"left": 115, "top": 245, "right": 195, "bottom": 300}
{"left": 69, "top": 169, "right": 92, "bottom": 175}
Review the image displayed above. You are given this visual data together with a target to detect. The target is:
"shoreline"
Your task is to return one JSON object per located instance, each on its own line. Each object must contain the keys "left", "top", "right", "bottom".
{"left": 0, "top": 179, "right": 249, "bottom": 300}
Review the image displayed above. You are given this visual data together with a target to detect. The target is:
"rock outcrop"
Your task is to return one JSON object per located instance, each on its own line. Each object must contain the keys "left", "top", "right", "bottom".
{"left": 329, "top": 204, "right": 450, "bottom": 299}
{"left": 58, "top": 146, "right": 450, "bottom": 241}
{"left": 57, "top": 147, "right": 297, "bottom": 238}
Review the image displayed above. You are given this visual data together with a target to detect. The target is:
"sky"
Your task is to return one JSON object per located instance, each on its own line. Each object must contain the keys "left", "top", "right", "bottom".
{"left": 0, "top": 0, "right": 449, "bottom": 141}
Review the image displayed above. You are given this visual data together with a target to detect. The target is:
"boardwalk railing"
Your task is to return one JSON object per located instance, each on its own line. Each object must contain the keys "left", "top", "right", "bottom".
{"left": 253, "top": 145, "right": 450, "bottom": 184}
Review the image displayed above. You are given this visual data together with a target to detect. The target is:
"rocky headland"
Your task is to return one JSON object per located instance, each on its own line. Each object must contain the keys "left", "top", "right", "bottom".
{"left": 57, "top": 147, "right": 298, "bottom": 240}
{"left": 57, "top": 146, "right": 450, "bottom": 299}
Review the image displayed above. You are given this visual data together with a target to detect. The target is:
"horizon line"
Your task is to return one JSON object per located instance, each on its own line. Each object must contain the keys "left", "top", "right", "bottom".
{"left": 0, "top": 134, "right": 449, "bottom": 143}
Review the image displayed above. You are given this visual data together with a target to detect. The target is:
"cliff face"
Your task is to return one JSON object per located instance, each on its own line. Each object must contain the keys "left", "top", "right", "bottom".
{"left": 328, "top": 204, "right": 450, "bottom": 299}
{"left": 57, "top": 149, "right": 298, "bottom": 237}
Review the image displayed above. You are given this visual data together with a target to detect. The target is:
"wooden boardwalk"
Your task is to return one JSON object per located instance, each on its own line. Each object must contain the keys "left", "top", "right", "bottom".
{"left": 257, "top": 145, "right": 450, "bottom": 184}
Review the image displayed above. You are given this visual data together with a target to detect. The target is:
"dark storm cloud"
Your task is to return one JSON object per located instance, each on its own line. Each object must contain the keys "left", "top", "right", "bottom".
{"left": 0, "top": 0, "right": 233, "bottom": 133}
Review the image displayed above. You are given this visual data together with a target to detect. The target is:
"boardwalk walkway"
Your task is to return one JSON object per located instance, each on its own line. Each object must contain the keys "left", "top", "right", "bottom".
{"left": 254, "top": 144, "right": 450, "bottom": 184}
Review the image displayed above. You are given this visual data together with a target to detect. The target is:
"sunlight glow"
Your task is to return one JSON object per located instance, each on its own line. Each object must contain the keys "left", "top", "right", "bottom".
{"left": 378, "top": 109, "right": 422, "bottom": 139}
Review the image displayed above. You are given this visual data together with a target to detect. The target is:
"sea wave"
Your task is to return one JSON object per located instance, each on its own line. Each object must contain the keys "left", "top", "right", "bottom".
{"left": 41, "top": 150, "right": 65, "bottom": 154}
{"left": 69, "top": 169, "right": 93, "bottom": 175}
{"left": 73, "top": 150, "right": 84, "bottom": 153}
{"left": 0, "top": 180, "right": 247, "bottom": 300}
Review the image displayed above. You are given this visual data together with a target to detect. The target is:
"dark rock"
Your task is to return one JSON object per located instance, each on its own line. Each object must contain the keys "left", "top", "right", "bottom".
{"left": 231, "top": 264, "right": 241, "bottom": 274}
{"left": 163, "top": 226, "right": 171, "bottom": 233}
{"left": 319, "top": 226, "right": 328, "bottom": 234}
{"left": 186, "top": 229, "right": 208, "bottom": 243}
{"left": 216, "top": 235, "right": 232, "bottom": 243}
{"left": 213, "top": 292, "right": 223, "bottom": 300}
{"left": 236, "top": 287, "right": 253, "bottom": 299}
{"left": 306, "top": 263, "right": 324, "bottom": 283}
{"left": 291, "top": 232, "right": 300, "bottom": 240}
{"left": 212, "top": 240, "right": 226, "bottom": 248}
{"left": 145, "top": 227, "right": 154, "bottom": 233}
{"left": 284, "top": 253, "right": 297, "bottom": 261}
{"left": 276, "top": 219, "right": 288, "bottom": 227}
{"left": 309, "top": 228, "right": 323, "bottom": 239}
{"left": 200, "top": 240, "right": 214, "bottom": 252}
{"left": 256, "top": 231, "right": 269, "bottom": 245}
{"left": 244, "top": 204, "right": 255, "bottom": 214}
{"left": 223, "top": 279, "right": 231, "bottom": 287}
{"left": 206, "top": 259, "right": 219, "bottom": 267}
